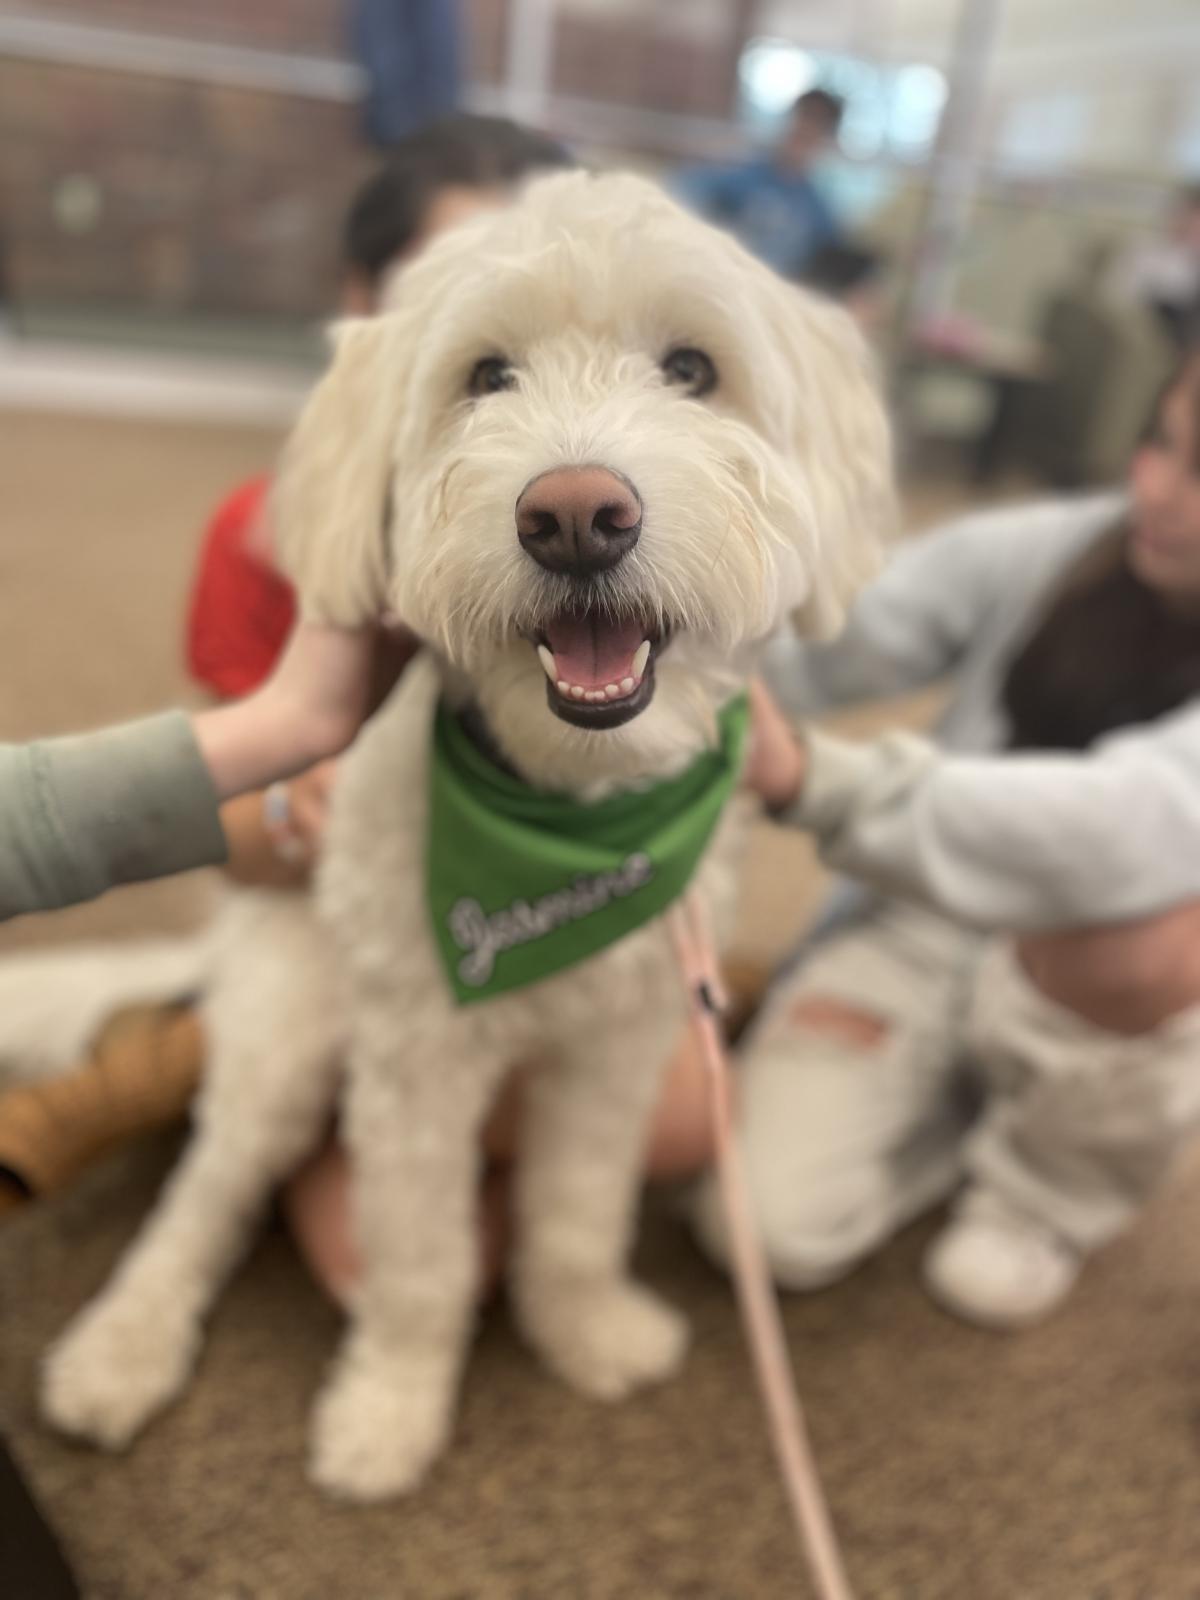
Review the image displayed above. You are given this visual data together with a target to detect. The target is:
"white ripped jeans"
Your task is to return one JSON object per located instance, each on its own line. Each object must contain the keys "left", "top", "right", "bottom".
{"left": 695, "top": 903, "right": 1200, "bottom": 1287}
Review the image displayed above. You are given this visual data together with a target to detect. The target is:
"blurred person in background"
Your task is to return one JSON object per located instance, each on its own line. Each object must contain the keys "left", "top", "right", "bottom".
{"left": 351, "top": 0, "right": 460, "bottom": 145}
{"left": 1111, "top": 182, "right": 1200, "bottom": 352}
{"left": 694, "top": 345, "right": 1200, "bottom": 1332}
{"left": 673, "top": 88, "right": 846, "bottom": 283}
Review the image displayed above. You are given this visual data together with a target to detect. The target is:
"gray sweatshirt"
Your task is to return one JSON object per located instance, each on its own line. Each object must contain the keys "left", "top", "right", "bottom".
{"left": 766, "top": 491, "right": 1200, "bottom": 931}
{"left": 0, "top": 711, "right": 226, "bottom": 921}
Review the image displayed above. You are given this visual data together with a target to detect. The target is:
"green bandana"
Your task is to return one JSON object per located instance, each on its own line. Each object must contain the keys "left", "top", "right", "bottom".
{"left": 427, "top": 695, "right": 748, "bottom": 1004}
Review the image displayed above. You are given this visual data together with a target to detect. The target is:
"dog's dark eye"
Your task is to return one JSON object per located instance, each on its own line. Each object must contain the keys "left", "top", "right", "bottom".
{"left": 468, "top": 356, "right": 516, "bottom": 397}
{"left": 661, "top": 347, "right": 717, "bottom": 397}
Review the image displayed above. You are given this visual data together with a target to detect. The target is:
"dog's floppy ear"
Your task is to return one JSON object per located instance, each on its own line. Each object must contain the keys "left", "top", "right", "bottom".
{"left": 272, "top": 317, "right": 405, "bottom": 625}
{"left": 766, "top": 283, "right": 895, "bottom": 639}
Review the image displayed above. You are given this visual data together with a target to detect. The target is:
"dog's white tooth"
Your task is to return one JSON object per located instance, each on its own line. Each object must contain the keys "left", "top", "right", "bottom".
{"left": 556, "top": 679, "right": 570, "bottom": 694}
{"left": 604, "top": 683, "right": 621, "bottom": 699}
{"left": 586, "top": 690, "right": 605, "bottom": 702}
{"left": 619, "top": 676, "right": 634, "bottom": 693}
{"left": 632, "top": 640, "right": 651, "bottom": 680}
{"left": 570, "top": 685, "right": 585, "bottom": 700}
{"left": 537, "top": 644, "right": 557, "bottom": 682}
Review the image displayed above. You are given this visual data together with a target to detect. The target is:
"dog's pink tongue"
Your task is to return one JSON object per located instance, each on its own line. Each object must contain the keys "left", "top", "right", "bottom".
{"left": 545, "top": 614, "right": 644, "bottom": 689}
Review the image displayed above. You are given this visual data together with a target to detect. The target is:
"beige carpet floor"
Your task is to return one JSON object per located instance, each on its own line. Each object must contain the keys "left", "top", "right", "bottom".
{"left": 3, "top": 408, "right": 1200, "bottom": 1599}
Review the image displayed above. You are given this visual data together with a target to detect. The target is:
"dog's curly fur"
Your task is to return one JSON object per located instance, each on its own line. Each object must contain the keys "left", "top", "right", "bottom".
{"left": 42, "top": 172, "right": 892, "bottom": 1500}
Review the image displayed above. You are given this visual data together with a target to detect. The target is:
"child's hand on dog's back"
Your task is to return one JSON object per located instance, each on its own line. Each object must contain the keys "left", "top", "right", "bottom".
{"left": 744, "top": 679, "right": 807, "bottom": 815}
{"left": 219, "top": 624, "right": 420, "bottom": 885}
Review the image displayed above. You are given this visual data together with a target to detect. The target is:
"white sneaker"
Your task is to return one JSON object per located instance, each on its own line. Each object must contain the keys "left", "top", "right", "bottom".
{"left": 922, "top": 1191, "right": 1082, "bottom": 1331}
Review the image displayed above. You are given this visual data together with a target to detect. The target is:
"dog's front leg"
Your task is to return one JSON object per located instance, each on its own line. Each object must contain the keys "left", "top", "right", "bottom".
{"left": 42, "top": 892, "right": 343, "bottom": 1452}
{"left": 512, "top": 1013, "right": 689, "bottom": 1401}
{"left": 308, "top": 1009, "right": 505, "bottom": 1502}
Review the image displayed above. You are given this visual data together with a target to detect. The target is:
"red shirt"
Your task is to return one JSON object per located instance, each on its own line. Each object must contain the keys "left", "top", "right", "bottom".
{"left": 185, "top": 477, "right": 296, "bottom": 700}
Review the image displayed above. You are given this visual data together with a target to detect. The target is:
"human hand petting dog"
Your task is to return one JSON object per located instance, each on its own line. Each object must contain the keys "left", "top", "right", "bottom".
{"left": 261, "top": 759, "right": 340, "bottom": 867}
{"left": 193, "top": 620, "right": 417, "bottom": 802}
{"left": 744, "top": 678, "right": 807, "bottom": 814}
{"left": 281, "top": 761, "right": 339, "bottom": 854}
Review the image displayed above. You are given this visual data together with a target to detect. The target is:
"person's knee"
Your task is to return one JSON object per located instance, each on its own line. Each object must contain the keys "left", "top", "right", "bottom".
{"left": 693, "top": 1158, "right": 890, "bottom": 1290}
{"left": 690, "top": 994, "right": 907, "bottom": 1287}
{"left": 787, "top": 994, "right": 890, "bottom": 1050}
{"left": 1016, "top": 900, "right": 1200, "bottom": 1035}
{"left": 760, "top": 1163, "right": 896, "bottom": 1288}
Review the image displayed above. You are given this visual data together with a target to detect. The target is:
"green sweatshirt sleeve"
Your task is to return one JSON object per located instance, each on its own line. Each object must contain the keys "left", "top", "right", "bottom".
{"left": 0, "top": 710, "right": 228, "bottom": 921}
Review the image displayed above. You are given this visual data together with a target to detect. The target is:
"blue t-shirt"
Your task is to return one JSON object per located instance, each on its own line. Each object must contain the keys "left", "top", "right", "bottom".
{"left": 672, "top": 158, "right": 839, "bottom": 278}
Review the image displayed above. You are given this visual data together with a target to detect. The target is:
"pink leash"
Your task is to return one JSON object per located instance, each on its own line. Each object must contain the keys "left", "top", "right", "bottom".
{"left": 668, "top": 892, "right": 856, "bottom": 1600}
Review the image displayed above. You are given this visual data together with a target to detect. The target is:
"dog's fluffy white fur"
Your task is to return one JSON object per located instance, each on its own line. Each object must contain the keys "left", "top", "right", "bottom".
{"left": 41, "top": 172, "right": 891, "bottom": 1499}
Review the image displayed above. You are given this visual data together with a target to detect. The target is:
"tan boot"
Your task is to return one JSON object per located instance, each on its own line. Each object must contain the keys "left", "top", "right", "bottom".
{"left": 0, "top": 1001, "right": 204, "bottom": 1215}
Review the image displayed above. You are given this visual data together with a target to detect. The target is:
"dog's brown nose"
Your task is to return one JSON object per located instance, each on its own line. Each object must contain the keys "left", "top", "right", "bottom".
{"left": 516, "top": 466, "right": 642, "bottom": 577}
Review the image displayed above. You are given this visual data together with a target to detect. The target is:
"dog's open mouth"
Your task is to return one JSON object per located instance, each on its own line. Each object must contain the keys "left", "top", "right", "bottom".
{"left": 531, "top": 609, "right": 668, "bottom": 729}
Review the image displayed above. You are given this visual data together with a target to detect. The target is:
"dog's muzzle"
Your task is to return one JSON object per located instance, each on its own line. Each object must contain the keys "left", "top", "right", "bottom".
{"left": 517, "top": 465, "right": 662, "bottom": 731}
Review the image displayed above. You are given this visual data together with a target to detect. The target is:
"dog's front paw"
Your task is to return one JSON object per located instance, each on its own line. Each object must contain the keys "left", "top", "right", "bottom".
{"left": 309, "top": 1350, "right": 453, "bottom": 1502}
{"left": 519, "top": 1275, "right": 689, "bottom": 1402}
{"left": 42, "top": 1295, "right": 198, "bottom": 1450}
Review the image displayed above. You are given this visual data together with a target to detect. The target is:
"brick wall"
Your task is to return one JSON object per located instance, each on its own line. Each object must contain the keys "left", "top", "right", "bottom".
{"left": 469, "top": 0, "right": 508, "bottom": 85}
{"left": 553, "top": 13, "right": 730, "bottom": 118}
{"left": 18, "top": 0, "right": 351, "bottom": 56}
{"left": 0, "top": 0, "right": 731, "bottom": 324}
{"left": 0, "top": 56, "right": 371, "bottom": 319}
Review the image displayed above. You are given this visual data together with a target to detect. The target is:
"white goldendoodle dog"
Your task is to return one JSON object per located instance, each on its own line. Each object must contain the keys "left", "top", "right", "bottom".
{"left": 41, "top": 171, "right": 891, "bottom": 1501}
